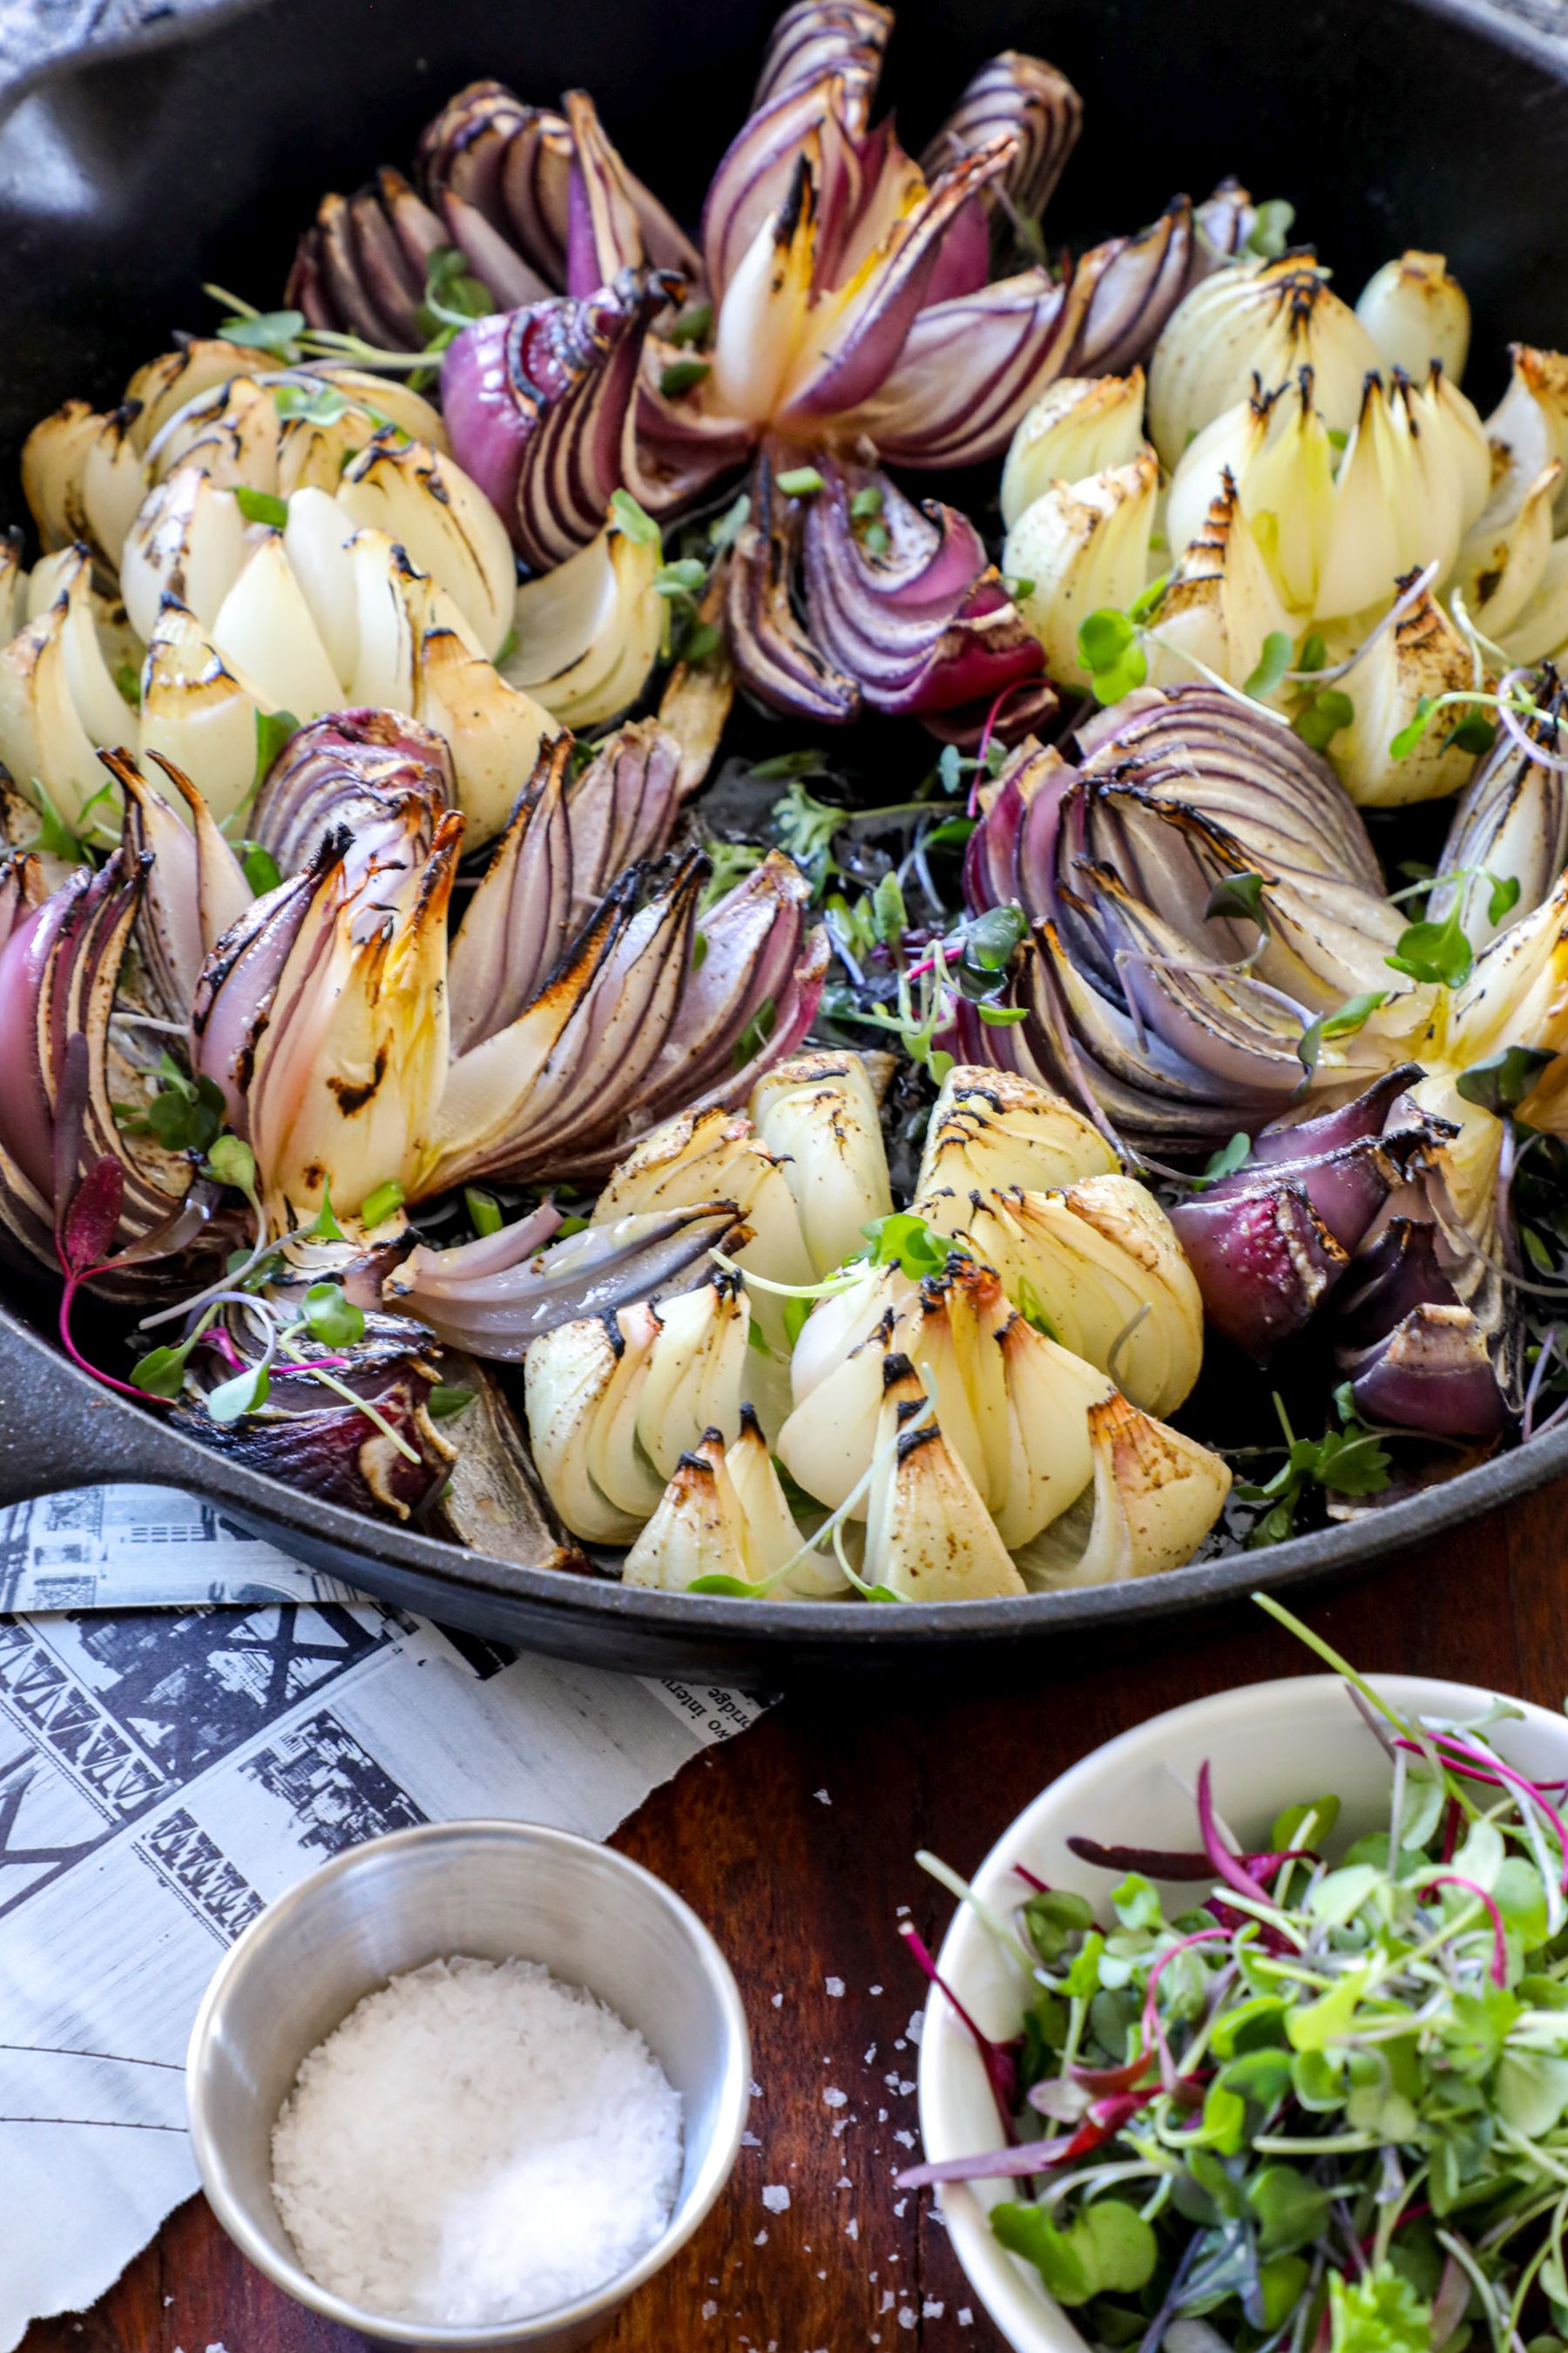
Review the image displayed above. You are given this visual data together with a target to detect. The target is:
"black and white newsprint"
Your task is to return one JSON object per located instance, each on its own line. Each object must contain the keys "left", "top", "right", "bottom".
{"left": 0, "top": 1484, "right": 762, "bottom": 2347}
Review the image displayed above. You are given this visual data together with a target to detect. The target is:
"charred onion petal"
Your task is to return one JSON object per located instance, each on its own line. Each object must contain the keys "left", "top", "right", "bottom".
{"left": 384, "top": 1205, "right": 741, "bottom": 1361}
{"left": 1064, "top": 199, "right": 1200, "bottom": 379}
{"left": 726, "top": 453, "right": 859, "bottom": 723}
{"left": 191, "top": 826, "right": 351, "bottom": 1133}
{"left": 250, "top": 708, "right": 456, "bottom": 882}
{"left": 418, "top": 83, "right": 571, "bottom": 294}
{"left": 1171, "top": 1181, "right": 1351, "bottom": 1359}
{"left": 441, "top": 270, "right": 677, "bottom": 568}
{"left": 446, "top": 735, "right": 575, "bottom": 1053}
{"left": 751, "top": 1, "right": 892, "bottom": 118}
{"left": 109, "top": 749, "right": 252, "bottom": 1018}
{"left": 188, "top": 1370, "right": 455, "bottom": 1520}
{"left": 1340, "top": 1303, "right": 1509, "bottom": 1441}
{"left": 1431, "top": 666, "right": 1568, "bottom": 945}
{"left": 800, "top": 459, "right": 1044, "bottom": 715}
{"left": 920, "top": 50, "right": 1082, "bottom": 228}
{"left": 839, "top": 270, "right": 1077, "bottom": 470}
{"left": 774, "top": 139, "right": 1014, "bottom": 424}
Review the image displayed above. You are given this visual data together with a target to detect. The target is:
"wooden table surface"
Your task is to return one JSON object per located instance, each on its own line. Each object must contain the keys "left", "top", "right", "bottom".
{"left": 20, "top": 1480, "right": 1567, "bottom": 2353}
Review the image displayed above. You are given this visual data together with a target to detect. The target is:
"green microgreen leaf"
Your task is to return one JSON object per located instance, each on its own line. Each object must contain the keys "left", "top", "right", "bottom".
{"left": 776, "top": 466, "right": 826, "bottom": 497}
{"left": 302, "top": 1185, "right": 346, "bottom": 1242}
{"left": 1078, "top": 605, "right": 1149, "bottom": 705}
{"left": 239, "top": 841, "right": 282, "bottom": 896}
{"left": 1196, "top": 1130, "right": 1252, "bottom": 1187}
{"left": 733, "top": 997, "right": 777, "bottom": 1070}
{"left": 1244, "top": 630, "right": 1294, "bottom": 700}
{"left": 301, "top": 1281, "right": 365, "bottom": 1349}
{"left": 666, "top": 302, "right": 713, "bottom": 348}
{"left": 609, "top": 488, "right": 660, "bottom": 545}
{"left": 206, "top": 1362, "right": 271, "bottom": 1423}
{"left": 271, "top": 381, "right": 352, "bottom": 427}
{"left": 1385, "top": 906, "right": 1475, "bottom": 991}
{"left": 1294, "top": 686, "right": 1355, "bottom": 753}
{"left": 1296, "top": 990, "right": 1389, "bottom": 1081}
{"left": 1204, "top": 870, "right": 1268, "bottom": 928}
{"left": 130, "top": 1338, "right": 200, "bottom": 1399}
{"left": 1247, "top": 197, "right": 1296, "bottom": 258}
{"left": 1455, "top": 1043, "right": 1557, "bottom": 1115}
{"left": 204, "top": 1133, "right": 255, "bottom": 1192}
{"left": 219, "top": 306, "right": 306, "bottom": 360}
{"left": 233, "top": 486, "right": 288, "bottom": 529}
{"left": 659, "top": 358, "right": 711, "bottom": 397}
{"left": 253, "top": 708, "right": 299, "bottom": 792}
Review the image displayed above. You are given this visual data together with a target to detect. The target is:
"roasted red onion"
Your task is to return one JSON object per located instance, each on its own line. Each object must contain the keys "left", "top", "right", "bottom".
{"left": 797, "top": 456, "right": 1044, "bottom": 716}
{"left": 441, "top": 269, "right": 677, "bottom": 567}
{"left": 920, "top": 48, "right": 1082, "bottom": 234}
{"left": 190, "top": 1362, "right": 456, "bottom": 1519}
{"left": 960, "top": 688, "right": 1410, "bottom": 1149}
{"left": 444, "top": 723, "right": 684, "bottom": 1055}
{"left": 287, "top": 169, "right": 451, "bottom": 346}
{"left": 249, "top": 709, "right": 456, "bottom": 882}
{"left": 1169, "top": 1068, "right": 1438, "bottom": 1358}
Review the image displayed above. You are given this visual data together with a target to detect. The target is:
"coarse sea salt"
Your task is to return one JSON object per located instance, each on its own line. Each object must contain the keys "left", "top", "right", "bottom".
{"left": 270, "top": 1955, "right": 682, "bottom": 2326}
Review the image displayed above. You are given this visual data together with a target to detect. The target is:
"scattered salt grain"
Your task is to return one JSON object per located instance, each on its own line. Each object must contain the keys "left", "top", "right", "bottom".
{"left": 269, "top": 1956, "right": 680, "bottom": 2327}
{"left": 906, "top": 2012, "right": 924, "bottom": 2045}
{"left": 923, "top": 2300, "right": 945, "bottom": 2318}
{"left": 845, "top": 2217, "right": 860, "bottom": 2241}
{"left": 771, "top": 1991, "right": 784, "bottom": 2007}
{"left": 825, "top": 1976, "right": 845, "bottom": 1998}
{"left": 754, "top": 2230, "right": 769, "bottom": 2246}
{"left": 824, "top": 2086, "right": 848, "bottom": 2108}
{"left": 814, "top": 1788, "right": 832, "bottom": 1805}
{"left": 893, "top": 2129, "right": 916, "bottom": 2149}
{"left": 898, "top": 2305, "right": 917, "bottom": 2330}
{"left": 958, "top": 2309, "right": 974, "bottom": 2327}
{"left": 864, "top": 2043, "right": 877, "bottom": 2064}
{"left": 870, "top": 1983, "right": 883, "bottom": 1995}
{"left": 701, "top": 2301, "right": 718, "bottom": 2319}
{"left": 761, "top": 2184, "right": 792, "bottom": 2213}
{"left": 742, "top": 2130, "right": 761, "bottom": 2147}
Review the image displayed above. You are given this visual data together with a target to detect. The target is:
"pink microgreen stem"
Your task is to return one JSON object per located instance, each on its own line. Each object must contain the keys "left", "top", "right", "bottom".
{"left": 896, "top": 2089, "right": 1152, "bottom": 2190}
{"left": 898, "top": 1920, "right": 1018, "bottom": 2137}
{"left": 1419, "top": 1874, "right": 1510, "bottom": 1985}
{"left": 1397, "top": 1734, "right": 1568, "bottom": 1892}
{"left": 1197, "top": 1761, "right": 1269, "bottom": 1901}
{"left": 57, "top": 1273, "right": 156, "bottom": 1401}
{"left": 1012, "top": 1863, "right": 1050, "bottom": 1893}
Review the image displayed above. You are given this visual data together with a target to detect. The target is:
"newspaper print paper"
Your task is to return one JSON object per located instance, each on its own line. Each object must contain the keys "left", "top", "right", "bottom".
{"left": 0, "top": 1486, "right": 762, "bottom": 2349}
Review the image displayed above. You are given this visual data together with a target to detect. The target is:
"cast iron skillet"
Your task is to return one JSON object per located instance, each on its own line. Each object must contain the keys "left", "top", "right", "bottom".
{"left": 0, "top": 0, "right": 1565, "bottom": 1681}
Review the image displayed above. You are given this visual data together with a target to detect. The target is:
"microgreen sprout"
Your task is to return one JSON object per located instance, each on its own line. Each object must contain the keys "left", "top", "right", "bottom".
{"left": 897, "top": 1597, "right": 1568, "bottom": 2351}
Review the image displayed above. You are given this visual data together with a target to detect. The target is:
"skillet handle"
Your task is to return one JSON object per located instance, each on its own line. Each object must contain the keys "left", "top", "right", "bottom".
{"left": 0, "top": 1309, "right": 201, "bottom": 1508}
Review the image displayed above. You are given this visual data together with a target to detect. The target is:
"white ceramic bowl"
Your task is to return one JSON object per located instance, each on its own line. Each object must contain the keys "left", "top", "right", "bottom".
{"left": 915, "top": 1672, "right": 1568, "bottom": 2353}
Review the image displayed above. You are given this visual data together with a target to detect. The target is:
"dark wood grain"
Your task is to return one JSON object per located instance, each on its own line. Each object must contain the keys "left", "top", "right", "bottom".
{"left": 19, "top": 1485, "right": 1561, "bottom": 2353}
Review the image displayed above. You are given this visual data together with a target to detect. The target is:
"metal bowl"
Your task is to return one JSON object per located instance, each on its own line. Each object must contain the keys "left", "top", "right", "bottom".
{"left": 185, "top": 1819, "right": 751, "bottom": 2352}
{"left": 2, "top": 0, "right": 1567, "bottom": 1678}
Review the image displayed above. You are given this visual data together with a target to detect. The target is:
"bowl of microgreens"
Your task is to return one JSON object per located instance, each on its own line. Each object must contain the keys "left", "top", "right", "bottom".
{"left": 904, "top": 1601, "right": 1568, "bottom": 2353}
